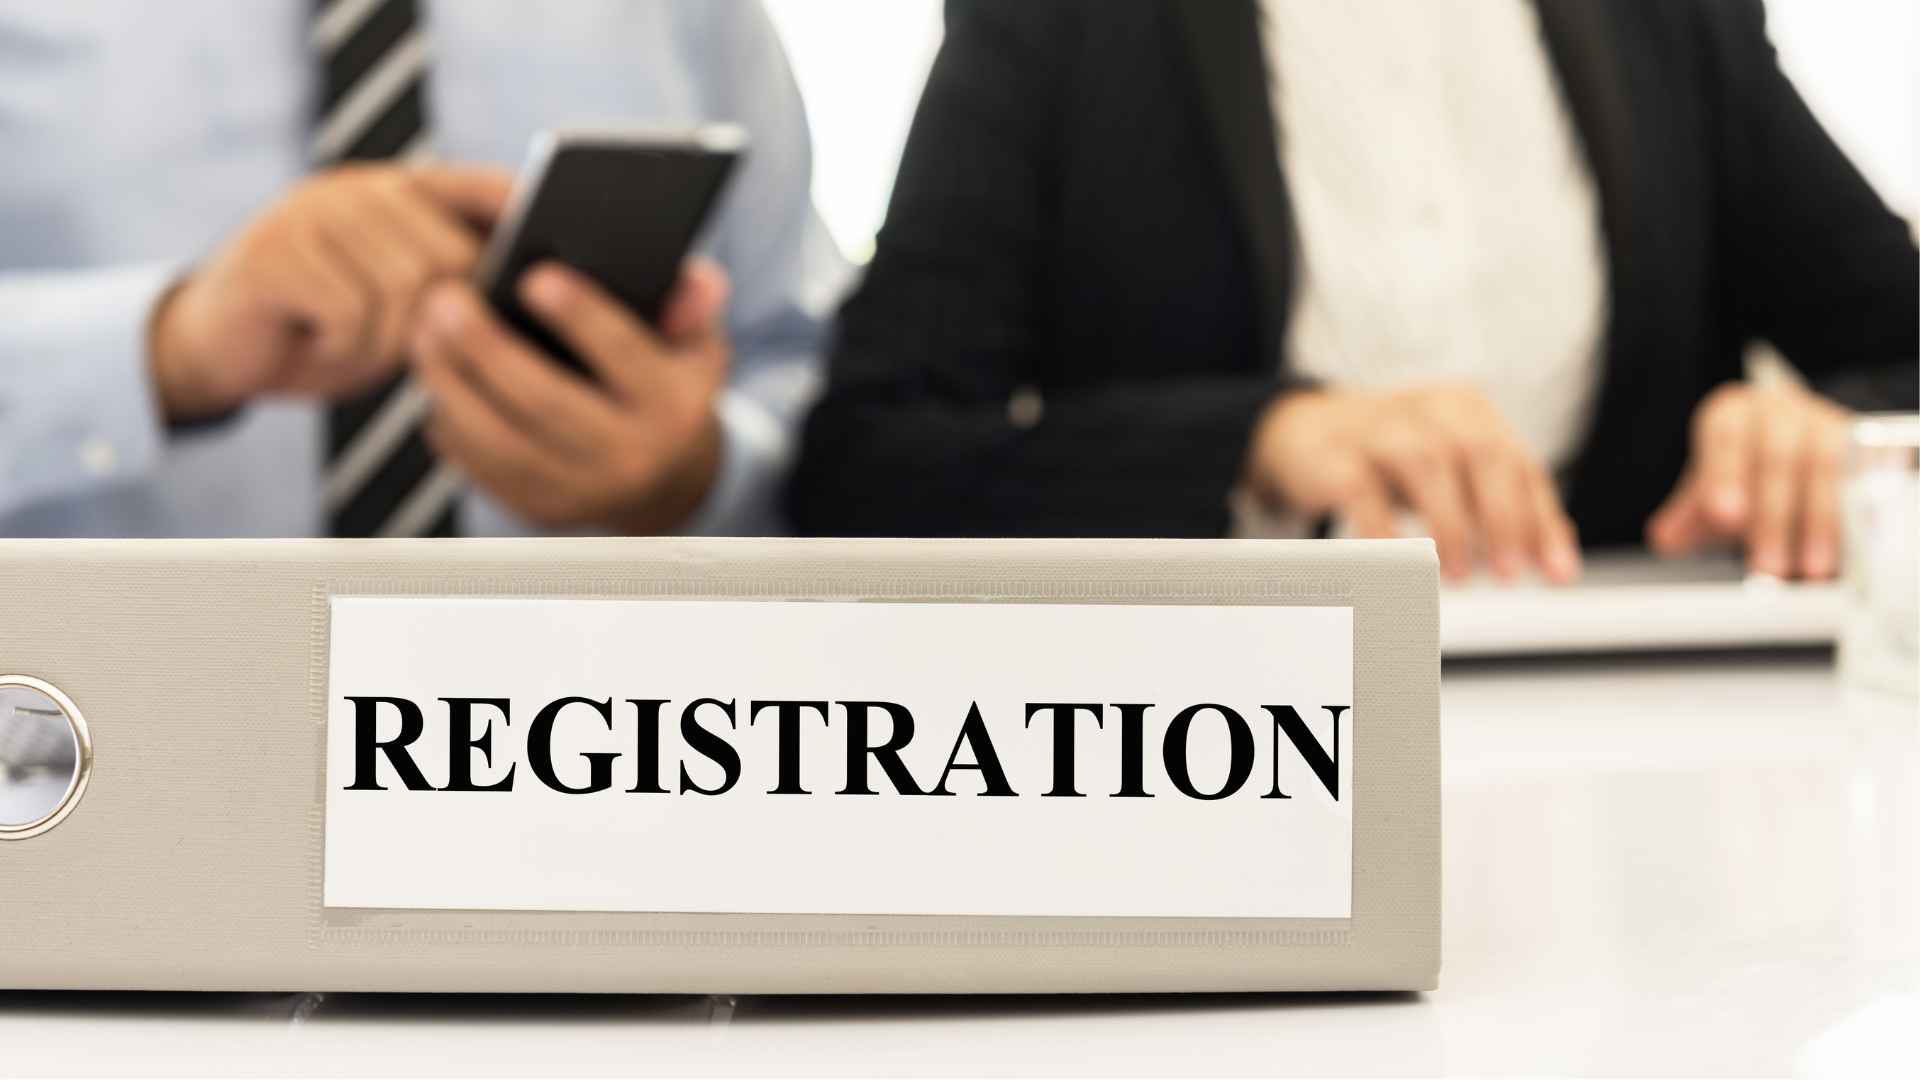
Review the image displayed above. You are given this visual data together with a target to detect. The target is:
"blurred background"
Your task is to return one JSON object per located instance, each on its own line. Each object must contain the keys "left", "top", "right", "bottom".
{"left": 764, "top": 0, "right": 1917, "bottom": 264}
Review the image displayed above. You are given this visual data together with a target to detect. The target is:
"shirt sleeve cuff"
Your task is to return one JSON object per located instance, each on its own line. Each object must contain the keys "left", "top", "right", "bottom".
{"left": 678, "top": 388, "right": 793, "bottom": 537}
{"left": 0, "top": 263, "right": 176, "bottom": 513}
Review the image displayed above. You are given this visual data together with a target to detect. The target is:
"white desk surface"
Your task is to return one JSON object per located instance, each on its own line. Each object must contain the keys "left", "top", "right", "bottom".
{"left": 4, "top": 652, "right": 1914, "bottom": 1077}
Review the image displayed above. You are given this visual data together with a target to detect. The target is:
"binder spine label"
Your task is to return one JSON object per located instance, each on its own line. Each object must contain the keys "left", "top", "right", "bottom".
{"left": 322, "top": 597, "right": 1355, "bottom": 918}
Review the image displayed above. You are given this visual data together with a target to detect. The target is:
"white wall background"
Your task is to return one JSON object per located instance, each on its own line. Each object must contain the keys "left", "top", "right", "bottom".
{"left": 762, "top": 0, "right": 943, "bottom": 263}
{"left": 766, "top": 0, "right": 1917, "bottom": 263}
{"left": 1769, "top": 0, "right": 1917, "bottom": 215}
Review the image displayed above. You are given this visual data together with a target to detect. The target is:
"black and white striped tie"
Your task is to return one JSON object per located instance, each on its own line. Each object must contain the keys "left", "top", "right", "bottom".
{"left": 313, "top": 0, "right": 461, "bottom": 537}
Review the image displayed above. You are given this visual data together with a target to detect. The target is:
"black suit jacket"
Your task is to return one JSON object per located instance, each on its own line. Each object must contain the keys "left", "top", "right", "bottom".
{"left": 791, "top": 0, "right": 1918, "bottom": 544}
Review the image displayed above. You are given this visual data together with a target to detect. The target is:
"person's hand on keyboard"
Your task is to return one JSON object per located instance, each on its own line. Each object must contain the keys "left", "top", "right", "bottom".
{"left": 1646, "top": 381, "right": 1853, "bottom": 580}
{"left": 1243, "top": 384, "right": 1581, "bottom": 584}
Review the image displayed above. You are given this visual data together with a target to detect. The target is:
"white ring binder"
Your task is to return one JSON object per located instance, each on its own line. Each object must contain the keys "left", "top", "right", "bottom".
{"left": 0, "top": 537, "right": 1438, "bottom": 993}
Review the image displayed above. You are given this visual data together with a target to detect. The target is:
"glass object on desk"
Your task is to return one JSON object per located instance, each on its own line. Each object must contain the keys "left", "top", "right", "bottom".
{"left": 1838, "top": 414, "right": 1920, "bottom": 698}
{"left": 0, "top": 678, "right": 92, "bottom": 838}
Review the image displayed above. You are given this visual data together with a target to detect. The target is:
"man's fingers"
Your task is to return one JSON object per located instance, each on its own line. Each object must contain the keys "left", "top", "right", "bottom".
{"left": 1692, "top": 389, "right": 1754, "bottom": 534}
{"left": 408, "top": 165, "right": 517, "bottom": 228}
{"left": 413, "top": 319, "right": 582, "bottom": 522}
{"left": 518, "top": 262, "right": 665, "bottom": 400}
{"left": 368, "top": 177, "right": 484, "bottom": 274}
{"left": 274, "top": 230, "right": 377, "bottom": 384}
{"left": 658, "top": 257, "right": 731, "bottom": 342}
{"left": 319, "top": 192, "right": 440, "bottom": 366}
{"left": 418, "top": 283, "right": 623, "bottom": 458}
{"left": 1747, "top": 401, "right": 1805, "bottom": 577}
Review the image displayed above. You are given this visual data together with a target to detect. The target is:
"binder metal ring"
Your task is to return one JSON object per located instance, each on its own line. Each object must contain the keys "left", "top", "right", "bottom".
{"left": 0, "top": 675, "right": 93, "bottom": 840}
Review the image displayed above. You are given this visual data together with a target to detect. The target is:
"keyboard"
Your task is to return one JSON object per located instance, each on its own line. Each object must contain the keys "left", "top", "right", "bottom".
{"left": 1440, "top": 551, "right": 1843, "bottom": 657}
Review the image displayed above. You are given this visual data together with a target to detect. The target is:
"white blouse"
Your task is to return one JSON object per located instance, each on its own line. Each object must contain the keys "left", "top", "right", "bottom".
{"left": 1259, "top": 0, "right": 1609, "bottom": 472}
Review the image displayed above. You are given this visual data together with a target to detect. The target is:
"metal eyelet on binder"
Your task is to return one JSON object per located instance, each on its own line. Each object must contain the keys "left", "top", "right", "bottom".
{"left": 0, "top": 675, "right": 93, "bottom": 840}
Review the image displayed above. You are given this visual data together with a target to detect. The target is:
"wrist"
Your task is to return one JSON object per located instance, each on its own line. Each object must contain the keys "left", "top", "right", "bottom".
{"left": 146, "top": 279, "right": 231, "bottom": 424}
{"left": 1245, "top": 388, "right": 1328, "bottom": 499}
{"left": 610, "top": 411, "right": 724, "bottom": 535}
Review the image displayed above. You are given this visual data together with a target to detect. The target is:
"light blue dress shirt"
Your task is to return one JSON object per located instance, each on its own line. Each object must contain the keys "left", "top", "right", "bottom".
{"left": 0, "top": 0, "right": 848, "bottom": 537}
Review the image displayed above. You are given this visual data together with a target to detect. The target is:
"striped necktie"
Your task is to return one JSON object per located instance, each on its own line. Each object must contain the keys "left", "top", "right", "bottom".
{"left": 312, "top": 0, "right": 461, "bottom": 537}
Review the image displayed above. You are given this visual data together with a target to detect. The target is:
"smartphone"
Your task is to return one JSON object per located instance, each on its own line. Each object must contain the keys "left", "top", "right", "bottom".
{"left": 474, "top": 125, "right": 746, "bottom": 376}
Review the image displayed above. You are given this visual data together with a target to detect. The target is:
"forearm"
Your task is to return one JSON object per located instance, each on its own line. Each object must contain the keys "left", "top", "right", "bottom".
{"left": 792, "top": 374, "right": 1293, "bottom": 538}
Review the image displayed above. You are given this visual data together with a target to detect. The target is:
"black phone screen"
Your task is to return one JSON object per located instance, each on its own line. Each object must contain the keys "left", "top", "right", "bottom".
{"left": 481, "top": 136, "right": 741, "bottom": 376}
